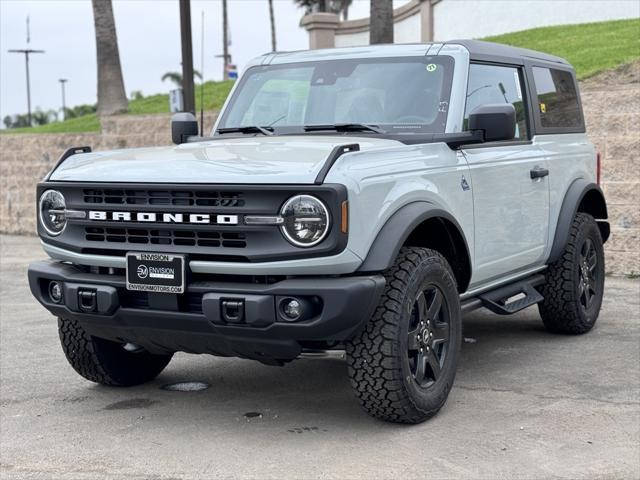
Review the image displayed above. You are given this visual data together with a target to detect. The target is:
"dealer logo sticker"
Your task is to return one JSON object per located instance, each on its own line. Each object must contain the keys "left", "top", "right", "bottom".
{"left": 137, "top": 264, "right": 148, "bottom": 279}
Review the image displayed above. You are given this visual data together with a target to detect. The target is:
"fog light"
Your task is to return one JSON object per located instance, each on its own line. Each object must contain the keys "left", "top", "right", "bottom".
{"left": 281, "top": 298, "right": 302, "bottom": 321}
{"left": 49, "top": 281, "right": 63, "bottom": 304}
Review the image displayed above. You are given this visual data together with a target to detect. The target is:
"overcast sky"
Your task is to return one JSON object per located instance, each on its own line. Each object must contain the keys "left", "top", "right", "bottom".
{"left": 0, "top": 0, "right": 409, "bottom": 121}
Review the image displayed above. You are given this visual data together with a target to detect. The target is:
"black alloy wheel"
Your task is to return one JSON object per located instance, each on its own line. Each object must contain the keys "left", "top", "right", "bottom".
{"left": 407, "top": 286, "right": 451, "bottom": 388}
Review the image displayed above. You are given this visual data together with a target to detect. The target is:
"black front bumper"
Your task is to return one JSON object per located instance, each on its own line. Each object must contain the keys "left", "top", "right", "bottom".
{"left": 28, "top": 260, "right": 385, "bottom": 364}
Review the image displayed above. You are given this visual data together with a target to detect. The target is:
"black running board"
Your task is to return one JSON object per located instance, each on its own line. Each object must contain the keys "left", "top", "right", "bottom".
{"left": 476, "top": 274, "right": 545, "bottom": 315}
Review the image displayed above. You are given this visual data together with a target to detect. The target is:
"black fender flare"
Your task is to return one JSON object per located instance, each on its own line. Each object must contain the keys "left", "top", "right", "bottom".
{"left": 357, "top": 201, "right": 472, "bottom": 285}
{"left": 548, "top": 179, "right": 609, "bottom": 264}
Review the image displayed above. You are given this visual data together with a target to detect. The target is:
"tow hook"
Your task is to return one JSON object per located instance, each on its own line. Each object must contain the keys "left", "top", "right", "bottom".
{"left": 221, "top": 299, "right": 245, "bottom": 323}
{"left": 78, "top": 289, "right": 97, "bottom": 313}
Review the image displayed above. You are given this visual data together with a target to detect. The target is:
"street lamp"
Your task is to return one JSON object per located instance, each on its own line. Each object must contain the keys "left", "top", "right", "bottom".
{"left": 58, "top": 79, "right": 68, "bottom": 121}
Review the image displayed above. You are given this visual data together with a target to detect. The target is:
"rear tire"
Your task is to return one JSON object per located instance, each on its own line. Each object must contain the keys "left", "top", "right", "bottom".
{"left": 58, "top": 317, "right": 172, "bottom": 386}
{"left": 538, "top": 213, "right": 605, "bottom": 334}
{"left": 346, "top": 247, "right": 461, "bottom": 424}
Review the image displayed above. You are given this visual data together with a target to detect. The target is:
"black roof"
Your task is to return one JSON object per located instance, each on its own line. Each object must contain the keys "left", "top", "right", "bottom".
{"left": 444, "top": 39, "right": 571, "bottom": 67}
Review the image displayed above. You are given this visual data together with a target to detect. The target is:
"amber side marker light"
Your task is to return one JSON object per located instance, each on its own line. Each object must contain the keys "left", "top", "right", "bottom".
{"left": 596, "top": 151, "right": 602, "bottom": 186}
{"left": 341, "top": 201, "right": 349, "bottom": 233}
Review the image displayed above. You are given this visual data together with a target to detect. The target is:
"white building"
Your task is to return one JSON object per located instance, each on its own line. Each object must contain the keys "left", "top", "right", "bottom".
{"left": 301, "top": 0, "right": 640, "bottom": 49}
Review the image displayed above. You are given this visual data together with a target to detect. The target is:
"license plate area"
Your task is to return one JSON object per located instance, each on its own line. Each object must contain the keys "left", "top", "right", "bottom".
{"left": 126, "top": 252, "right": 185, "bottom": 294}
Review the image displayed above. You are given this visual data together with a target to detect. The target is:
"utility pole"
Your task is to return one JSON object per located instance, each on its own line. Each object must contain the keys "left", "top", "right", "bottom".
{"left": 179, "top": 0, "right": 195, "bottom": 114}
{"left": 222, "top": 0, "right": 229, "bottom": 80}
{"left": 58, "top": 78, "right": 68, "bottom": 121}
{"left": 8, "top": 16, "right": 44, "bottom": 127}
{"left": 268, "top": 0, "right": 276, "bottom": 52}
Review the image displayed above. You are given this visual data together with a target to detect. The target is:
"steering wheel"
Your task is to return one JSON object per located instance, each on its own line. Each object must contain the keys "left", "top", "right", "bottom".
{"left": 393, "top": 115, "right": 428, "bottom": 124}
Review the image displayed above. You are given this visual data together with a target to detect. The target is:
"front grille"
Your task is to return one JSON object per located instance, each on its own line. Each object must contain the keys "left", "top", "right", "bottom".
{"left": 82, "top": 188, "right": 244, "bottom": 208}
{"left": 85, "top": 227, "right": 247, "bottom": 248}
{"left": 40, "top": 182, "right": 347, "bottom": 262}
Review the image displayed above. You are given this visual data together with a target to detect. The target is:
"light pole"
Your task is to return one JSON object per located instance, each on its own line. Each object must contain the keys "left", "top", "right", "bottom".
{"left": 8, "top": 48, "right": 44, "bottom": 126}
{"left": 58, "top": 78, "right": 68, "bottom": 121}
{"left": 179, "top": 0, "right": 195, "bottom": 114}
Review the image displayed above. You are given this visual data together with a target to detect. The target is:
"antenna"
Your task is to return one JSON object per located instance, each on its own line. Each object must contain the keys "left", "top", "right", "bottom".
{"left": 199, "top": 10, "right": 205, "bottom": 136}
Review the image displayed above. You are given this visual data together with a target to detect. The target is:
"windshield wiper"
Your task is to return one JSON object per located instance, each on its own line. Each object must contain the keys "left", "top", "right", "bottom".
{"left": 217, "top": 125, "right": 274, "bottom": 136}
{"left": 304, "top": 123, "right": 386, "bottom": 134}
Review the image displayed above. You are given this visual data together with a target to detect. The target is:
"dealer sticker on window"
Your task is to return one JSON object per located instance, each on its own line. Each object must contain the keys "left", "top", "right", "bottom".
{"left": 126, "top": 252, "right": 185, "bottom": 294}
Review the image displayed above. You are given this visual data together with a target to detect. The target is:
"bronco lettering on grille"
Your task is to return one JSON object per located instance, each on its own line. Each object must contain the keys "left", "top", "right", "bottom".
{"left": 88, "top": 211, "right": 239, "bottom": 225}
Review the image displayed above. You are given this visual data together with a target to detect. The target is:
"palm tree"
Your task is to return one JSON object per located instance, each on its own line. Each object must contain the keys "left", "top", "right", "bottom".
{"left": 91, "top": 0, "right": 128, "bottom": 115}
{"left": 293, "top": 0, "right": 351, "bottom": 19}
{"left": 293, "top": 0, "right": 327, "bottom": 15}
{"left": 339, "top": 0, "right": 352, "bottom": 20}
{"left": 161, "top": 70, "right": 202, "bottom": 88}
{"left": 268, "top": 0, "right": 277, "bottom": 52}
{"left": 370, "top": 0, "right": 393, "bottom": 44}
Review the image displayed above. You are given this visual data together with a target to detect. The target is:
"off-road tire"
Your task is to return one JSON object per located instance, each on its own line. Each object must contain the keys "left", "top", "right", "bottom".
{"left": 538, "top": 213, "right": 605, "bottom": 334}
{"left": 346, "top": 247, "right": 462, "bottom": 424}
{"left": 58, "top": 317, "right": 172, "bottom": 386}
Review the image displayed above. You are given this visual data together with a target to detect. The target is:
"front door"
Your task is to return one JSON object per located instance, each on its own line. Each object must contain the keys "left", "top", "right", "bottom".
{"left": 461, "top": 63, "right": 549, "bottom": 285}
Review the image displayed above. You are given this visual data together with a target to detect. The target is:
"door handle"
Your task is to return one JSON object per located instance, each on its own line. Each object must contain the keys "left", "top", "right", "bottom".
{"left": 530, "top": 166, "right": 549, "bottom": 179}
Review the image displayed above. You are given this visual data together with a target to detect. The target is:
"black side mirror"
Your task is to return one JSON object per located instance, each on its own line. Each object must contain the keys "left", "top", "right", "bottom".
{"left": 171, "top": 112, "right": 198, "bottom": 144}
{"left": 468, "top": 104, "right": 516, "bottom": 142}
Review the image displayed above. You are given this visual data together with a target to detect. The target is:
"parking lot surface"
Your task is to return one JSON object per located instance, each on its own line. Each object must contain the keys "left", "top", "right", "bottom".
{"left": 1, "top": 235, "right": 639, "bottom": 479}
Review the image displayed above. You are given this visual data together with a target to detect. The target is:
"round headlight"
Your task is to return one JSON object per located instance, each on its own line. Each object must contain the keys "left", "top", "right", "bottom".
{"left": 280, "top": 195, "right": 330, "bottom": 247}
{"left": 39, "top": 190, "right": 67, "bottom": 236}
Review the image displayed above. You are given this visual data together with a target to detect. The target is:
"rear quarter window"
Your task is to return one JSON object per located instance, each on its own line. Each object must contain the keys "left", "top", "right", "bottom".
{"left": 532, "top": 67, "right": 583, "bottom": 130}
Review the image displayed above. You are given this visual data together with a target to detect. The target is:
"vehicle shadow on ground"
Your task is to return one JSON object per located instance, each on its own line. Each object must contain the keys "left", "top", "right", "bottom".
{"left": 72, "top": 308, "right": 556, "bottom": 430}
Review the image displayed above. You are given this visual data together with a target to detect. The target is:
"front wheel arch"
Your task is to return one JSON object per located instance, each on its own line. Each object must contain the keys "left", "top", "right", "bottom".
{"left": 357, "top": 202, "right": 472, "bottom": 293}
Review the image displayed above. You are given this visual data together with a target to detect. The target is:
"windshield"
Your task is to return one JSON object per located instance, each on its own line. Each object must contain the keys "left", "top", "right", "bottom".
{"left": 215, "top": 56, "right": 454, "bottom": 135}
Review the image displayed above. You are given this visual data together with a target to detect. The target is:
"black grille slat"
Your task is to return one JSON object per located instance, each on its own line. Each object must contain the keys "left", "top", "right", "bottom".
{"left": 82, "top": 188, "right": 244, "bottom": 207}
{"left": 84, "top": 227, "right": 247, "bottom": 249}
{"left": 80, "top": 187, "right": 248, "bottom": 250}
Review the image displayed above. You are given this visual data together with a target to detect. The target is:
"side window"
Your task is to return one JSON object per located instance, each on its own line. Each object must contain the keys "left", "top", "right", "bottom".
{"left": 464, "top": 64, "right": 528, "bottom": 140}
{"left": 532, "top": 67, "right": 582, "bottom": 129}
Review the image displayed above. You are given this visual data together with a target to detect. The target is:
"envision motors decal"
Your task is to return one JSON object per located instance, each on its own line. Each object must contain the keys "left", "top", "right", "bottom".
{"left": 88, "top": 211, "right": 239, "bottom": 225}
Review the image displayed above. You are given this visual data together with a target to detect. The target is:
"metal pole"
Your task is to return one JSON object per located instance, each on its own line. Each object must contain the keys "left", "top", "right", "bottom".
{"left": 222, "top": 0, "right": 228, "bottom": 80}
{"left": 25, "top": 51, "right": 32, "bottom": 126}
{"left": 59, "top": 79, "right": 68, "bottom": 121}
{"left": 179, "top": 0, "right": 195, "bottom": 114}
{"left": 8, "top": 48, "right": 44, "bottom": 127}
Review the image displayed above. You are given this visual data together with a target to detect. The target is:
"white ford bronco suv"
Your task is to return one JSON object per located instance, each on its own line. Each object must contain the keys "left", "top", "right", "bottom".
{"left": 29, "top": 41, "right": 609, "bottom": 424}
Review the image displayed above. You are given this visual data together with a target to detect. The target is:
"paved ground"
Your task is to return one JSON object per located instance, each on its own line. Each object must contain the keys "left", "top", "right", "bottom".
{"left": 1, "top": 234, "right": 639, "bottom": 480}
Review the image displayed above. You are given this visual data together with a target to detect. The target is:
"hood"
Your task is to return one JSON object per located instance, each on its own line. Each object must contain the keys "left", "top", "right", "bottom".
{"left": 49, "top": 135, "right": 402, "bottom": 184}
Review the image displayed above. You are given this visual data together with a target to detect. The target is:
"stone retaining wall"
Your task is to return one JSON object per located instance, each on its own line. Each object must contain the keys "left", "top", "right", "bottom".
{"left": 581, "top": 63, "right": 639, "bottom": 275}
{"left": 0, "top": 73, "right": 637, "bottom": 275}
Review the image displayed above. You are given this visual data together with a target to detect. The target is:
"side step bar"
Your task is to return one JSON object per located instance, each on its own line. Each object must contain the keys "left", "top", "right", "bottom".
{"left": 477, "top": 274, "right": 545, "bottom": 315}
{"left": 460, "top": 274, "right": 546, "bottom": 316}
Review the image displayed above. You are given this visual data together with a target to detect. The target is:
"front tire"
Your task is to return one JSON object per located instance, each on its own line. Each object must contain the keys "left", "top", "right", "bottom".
{"left": 538, "top": 213, "right": 605, "bottom": 334}
{"left": 58, "top": 317, "right": 172, "bottom": 386}
{"left": 346, "top": 247, "right": 462, "bottom": 424}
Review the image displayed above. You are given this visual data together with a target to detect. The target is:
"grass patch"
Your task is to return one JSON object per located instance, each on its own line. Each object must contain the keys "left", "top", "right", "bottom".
{"left": 485, "top": 18, "right": 640, "bottom": 80}
{"left": 2, "top": 114, "right": 101, "bottom": 134}
{"left": 3, "top": 80, "right": 234, "bottom": 135}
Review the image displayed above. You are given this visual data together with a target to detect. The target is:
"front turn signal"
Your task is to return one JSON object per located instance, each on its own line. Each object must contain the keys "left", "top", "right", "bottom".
{"left": 341, "top": 201, "right": 348, "bottom": 234}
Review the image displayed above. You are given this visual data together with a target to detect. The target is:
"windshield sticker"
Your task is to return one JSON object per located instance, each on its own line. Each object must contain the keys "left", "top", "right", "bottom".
{"left": 514, "top": 71, "right": 522, "bottom": 99}
{"left": 439, "top": 101, "right": 449, "bottom": 113}
{"left": 540, "top": 103, "right": 547, "bottom": 113}
{"left": 426, "top": 63, "right": 437, "bottom": 72}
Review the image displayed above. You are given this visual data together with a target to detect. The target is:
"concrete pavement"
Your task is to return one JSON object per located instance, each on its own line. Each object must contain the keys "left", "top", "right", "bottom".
{"left": 1, "top": 234, "right": 639, "bottom": 479}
